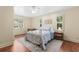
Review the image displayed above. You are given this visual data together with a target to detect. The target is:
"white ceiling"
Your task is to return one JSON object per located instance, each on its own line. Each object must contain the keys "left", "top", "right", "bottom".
{"left": 14, "top": 6, "right": 74, "bottom": 17}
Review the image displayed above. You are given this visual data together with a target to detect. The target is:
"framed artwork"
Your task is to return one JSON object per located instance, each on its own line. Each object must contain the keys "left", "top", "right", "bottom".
{"left": 45, "top": 19, "right": 52, "bottom": 24}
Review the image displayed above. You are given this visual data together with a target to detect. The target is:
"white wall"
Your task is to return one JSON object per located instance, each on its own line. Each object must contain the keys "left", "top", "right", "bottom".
{"left": 31, "top": 17, "right": 40, "bottom": 29}
{"left": 0, "top": 7, "right": 14, "bottom": 48}
{"left": 64, "top": 7, "right": 79, "bottom": 43}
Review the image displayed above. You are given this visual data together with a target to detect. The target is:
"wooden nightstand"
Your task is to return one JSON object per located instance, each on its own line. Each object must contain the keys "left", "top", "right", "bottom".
{"left": 54, "top": 32, "right": 63, "bottom": 40}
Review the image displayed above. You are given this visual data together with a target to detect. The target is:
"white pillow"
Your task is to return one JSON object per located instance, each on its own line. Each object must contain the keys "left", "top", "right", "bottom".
{"left": 39, "top": 26, "right": 51, "bottom": 31}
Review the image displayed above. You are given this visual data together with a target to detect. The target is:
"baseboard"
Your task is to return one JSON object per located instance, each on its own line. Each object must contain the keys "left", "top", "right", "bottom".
{"left": 15, "top": 33, "right": 26, "bottom": 37}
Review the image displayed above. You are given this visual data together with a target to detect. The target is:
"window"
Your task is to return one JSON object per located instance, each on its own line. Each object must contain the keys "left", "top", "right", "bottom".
{"left": 56, "top": 16, "right": 64, "bottom": 30}
{"left": 57, "top": 23, "right": 62, "bottom": 29}
{"left": 14, "top": 19, "right": 23, "bottom": 29}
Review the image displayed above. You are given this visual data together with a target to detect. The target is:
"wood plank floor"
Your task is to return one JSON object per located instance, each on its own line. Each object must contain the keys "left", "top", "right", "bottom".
{"left": 0, "top": 35, "right": 30, "bottom": 52}
{"left": 61, "top": 41, "right": 79, "bottom": 52}
{"left": 0, "top": 40, "right": 30, "bottom": 52}
{"left": 0, "top": 34, "right": 79, "bottom": 52}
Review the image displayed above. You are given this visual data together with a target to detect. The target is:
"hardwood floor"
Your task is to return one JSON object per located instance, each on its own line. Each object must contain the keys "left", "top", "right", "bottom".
{"left": 0, "top": 34, "right": 30, "bottom": 52}
{"left": 0, "top": 45, "right": 13, "bottom": 52}
{"left": 0, "top": 34, "right": 79, "bottom": 52}
{"left": 61, "top": 41, "right": 79, "bottom": 52}
{"left": 0, "top": 40, "right": 30, "bottom": 52}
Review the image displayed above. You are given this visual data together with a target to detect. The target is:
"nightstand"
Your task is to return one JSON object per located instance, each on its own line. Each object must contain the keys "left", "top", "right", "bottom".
{"left": 54, "top": 32, "right": 63, "bottom": 40}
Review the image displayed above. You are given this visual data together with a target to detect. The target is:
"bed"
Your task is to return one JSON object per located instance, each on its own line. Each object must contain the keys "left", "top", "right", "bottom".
{"left": 26, "top": 27, "right": 54, "bottom": 50}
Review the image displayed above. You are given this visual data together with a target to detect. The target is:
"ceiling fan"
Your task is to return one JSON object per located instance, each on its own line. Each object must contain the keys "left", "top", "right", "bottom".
{"left": 31, "top": 6, "right": 40, "bottom": 13}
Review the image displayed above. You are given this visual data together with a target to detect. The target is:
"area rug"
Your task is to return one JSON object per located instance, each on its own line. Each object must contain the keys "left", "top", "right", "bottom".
{"left": 18, "top": 37, "right": 63, "bottom": 52}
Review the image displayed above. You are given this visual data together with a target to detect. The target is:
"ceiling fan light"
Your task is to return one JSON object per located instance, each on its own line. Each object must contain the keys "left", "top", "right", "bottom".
{"left": 31, "top": 6, "right": 39, "bottom": 13}
{"left": 32, "top": 10, "right": 36, "bottom": 13}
